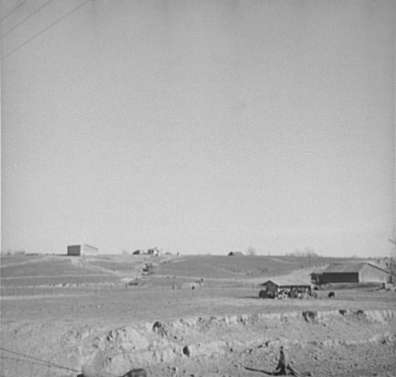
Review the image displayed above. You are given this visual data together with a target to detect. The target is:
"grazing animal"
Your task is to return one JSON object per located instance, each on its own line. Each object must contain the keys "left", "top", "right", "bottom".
{"left": 189, "top": 278, "right": 204, "bottom": 290}
{"left": 152, "top": 321, "right": 167, "bottom": 337}
{"left": 328, "top": 291, "right": 335, "bottom": 298}
{"left": 302, "top": 310, "right": 318, "bottom": 322}
{"left": 259, "top": 289, "right": 268, "bottom": 298}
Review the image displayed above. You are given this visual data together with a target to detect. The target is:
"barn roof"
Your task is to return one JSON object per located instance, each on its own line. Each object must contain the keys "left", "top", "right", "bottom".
{"left": 83, "top": 244, "right": 98, "bottom": 250}
{"left": 261, "top": 276, "right": 311, "bottom": 287}
{"left": 323, "top": 262, "right": 388, "bottom": 274}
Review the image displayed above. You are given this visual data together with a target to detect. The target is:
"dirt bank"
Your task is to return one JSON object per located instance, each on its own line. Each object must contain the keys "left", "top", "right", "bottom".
{"left": 3, "top": 308, "right": 394, "bottom": 377}
{"left": 76, "top": 308, "right": 396, "bottom": 377}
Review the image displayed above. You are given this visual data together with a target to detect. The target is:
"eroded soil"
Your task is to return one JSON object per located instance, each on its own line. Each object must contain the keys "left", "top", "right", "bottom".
{"left": 1, "top": 286, "right": 395, "bottom": 377}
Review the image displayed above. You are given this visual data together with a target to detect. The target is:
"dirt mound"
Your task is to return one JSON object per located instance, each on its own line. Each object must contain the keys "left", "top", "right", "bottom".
{"left": 77, "top": 309, "right": 396, "bottom": 376}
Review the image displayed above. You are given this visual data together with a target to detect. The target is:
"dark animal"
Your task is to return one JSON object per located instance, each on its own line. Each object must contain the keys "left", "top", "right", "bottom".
{"left": 152, "top": 321, "right": 167, "bottom": 337}
{"left": 182, "top": 345, "right": 191, "bottom": 357}
{"left": 354, "top": 309, "right": 365, "bottom": 318}
{"left": 302, "top": 310, "right": 318, "bottom": 322}
{"left": 122, "top": 369, "right": 147, "bottom": 377}
{"left": 328, "top": 291, "right": 335, "bottom": 298}
{"left": 259, "top": 289, "right": 276, "bottom": 299}
{"left": 259, "top": 289, "right": 268, "bottom": 298}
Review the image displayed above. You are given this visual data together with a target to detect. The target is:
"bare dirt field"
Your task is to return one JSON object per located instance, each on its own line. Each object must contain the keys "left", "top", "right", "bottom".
{"left": 1, "top": 255, "right": 395, "bottom": 377}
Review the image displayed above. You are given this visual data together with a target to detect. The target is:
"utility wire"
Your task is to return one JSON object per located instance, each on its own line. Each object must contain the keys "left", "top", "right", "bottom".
{"left": 0, "top": 347, "right": 124, "bottom": 376}
{"left": 0, "top": 0, "right": 27, "bottom": 23}
{"left": 1, "top": 0, "right": 91, "bottom": 60}
{"left": 0, "top": 347, "right": 80, "bottom": 372}
{"left": 1, "top": 0, "right": 56, "bottom": 39}
{"left": 0, "top": 354, "right": 62, "bottom": 369}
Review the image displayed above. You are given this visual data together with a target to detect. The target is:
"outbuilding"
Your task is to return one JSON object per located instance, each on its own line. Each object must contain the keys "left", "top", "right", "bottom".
{"left": 259, "top": 277, "right": 312, "bottom": 298}
{"left": 228, "top": 251, "right": 244, "bottom": 256}
{"left": 311, "top": 263, "right": 390, "bottom": 285}
{"left": 67, "top": 244, "right": 98, "bottom": 256}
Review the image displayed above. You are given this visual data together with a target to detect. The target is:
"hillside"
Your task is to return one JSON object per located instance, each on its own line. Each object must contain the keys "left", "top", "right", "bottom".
{"left": 0, "top": 253, "right": 370, "bottom": 289}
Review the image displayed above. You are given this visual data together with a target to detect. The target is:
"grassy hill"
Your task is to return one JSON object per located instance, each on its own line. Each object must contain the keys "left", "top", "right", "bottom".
{"left": 0, "top": 253, "right": 369, "bottom": 289}
{"left": 0, "top": 255, "right": 119, "bottom": 287}
{"left": 153, "top": 254, "right": 366, "bottom": 280}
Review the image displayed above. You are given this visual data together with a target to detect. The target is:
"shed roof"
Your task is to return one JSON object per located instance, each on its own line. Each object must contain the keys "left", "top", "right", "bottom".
{"left": 261, "top": 276, "right": 311, "bottom": 287}
{"left": 68, "top": 244, "right": 98, "bottom": 250}
{"left": 83, "top": 244, "right": 98, "bottom": 251}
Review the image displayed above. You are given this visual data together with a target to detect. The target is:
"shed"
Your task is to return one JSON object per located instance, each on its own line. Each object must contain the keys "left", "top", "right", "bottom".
{"left": 312, "top": 263, "right": 390, "bottom": 284}
{"left": 67, "top": 244, "right": 98, "bottom": 256}
{"left": 260, "top": 276, "right": 312, "bottom": 297}
{"left": 228, "top": 251, "right": 244, "bottom": 256}
{"left": 147, "top": 248, "right": 160, "bottom": 256}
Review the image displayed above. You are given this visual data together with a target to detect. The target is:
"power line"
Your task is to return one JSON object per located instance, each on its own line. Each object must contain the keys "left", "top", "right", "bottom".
{"left": 0, "top": 0, "right": 27, "bottom": 23}
{"left": 1, "top": 0, "right": 91, "bottom": 60}
{"left": 1, "top": 0, "right": 56, "bottom": 39}
{"left": 0, "top": 347, "right": 80, "bottom": 372}
{"left": 0, "top": 354, "right": 59, "bottom": 369}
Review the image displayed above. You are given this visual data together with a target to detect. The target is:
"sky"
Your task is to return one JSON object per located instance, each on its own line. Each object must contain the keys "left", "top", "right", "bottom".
{"left": 1, "top": 0, "right": 395, "bottom": 256}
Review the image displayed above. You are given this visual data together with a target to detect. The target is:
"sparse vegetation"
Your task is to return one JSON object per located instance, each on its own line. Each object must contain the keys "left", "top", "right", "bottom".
{"left": 1, "top": 253, "right": 395, "bottom": 377}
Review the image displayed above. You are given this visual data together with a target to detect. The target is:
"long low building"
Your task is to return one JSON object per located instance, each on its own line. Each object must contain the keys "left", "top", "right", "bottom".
{"left": 311, "top": 263, "right": 390, "bottom": 285}
{"left": 67, "top": 244, "right": 98, "bottom": 257}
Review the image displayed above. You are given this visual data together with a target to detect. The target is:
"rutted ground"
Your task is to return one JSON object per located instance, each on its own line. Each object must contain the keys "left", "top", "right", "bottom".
{"left": 1, "top": 255, "right": 395, "bottom": 377}
{"left": 2, "top": 306, "right": 395, "bottom": 377}
{"left": 76, "top": 309, "right": 396, "bottom": 377}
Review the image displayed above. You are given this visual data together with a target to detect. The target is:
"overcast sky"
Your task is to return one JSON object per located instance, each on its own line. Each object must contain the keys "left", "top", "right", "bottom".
{"left": 1, "top": 0, "right": 395, "bottom": 256}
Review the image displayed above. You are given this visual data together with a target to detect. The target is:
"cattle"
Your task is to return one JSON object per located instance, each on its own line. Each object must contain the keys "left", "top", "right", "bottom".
{"left": 302, "top": 310, "right": 318, "bottom": 322}
{"left": 328, "top": 291, "right": 335, "bottom": 298}
{"left": 259, "top": 289, "right": 276, "bottom": 299}
{"left": 186, "top": 278, "right": 204, "bottom": 290}
{"left": 259, "top": 289, "right": 268, "bottom": 298}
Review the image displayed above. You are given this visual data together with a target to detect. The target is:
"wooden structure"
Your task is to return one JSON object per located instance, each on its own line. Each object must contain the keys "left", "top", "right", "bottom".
{"left": 259, "top": 277, "right": 312, "bottom": 298}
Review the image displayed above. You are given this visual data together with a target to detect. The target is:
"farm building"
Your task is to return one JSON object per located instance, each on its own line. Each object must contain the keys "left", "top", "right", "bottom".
{"left": 147, "top": 248, "right": 160, "bottom": 256}
{"left": 311, "top": 263, "right": 390, "bottom": 285}
{"left": 259, "top": 277, "right": 312, "bottom": 298}
{"left": 132, "top": 248, "right": 160, "bottom": 256}
{"left": 228, "top": 251, "right": 244, "bottom": 256}
{"left": 67, "top": 244, "right": 98, "bottom": 257}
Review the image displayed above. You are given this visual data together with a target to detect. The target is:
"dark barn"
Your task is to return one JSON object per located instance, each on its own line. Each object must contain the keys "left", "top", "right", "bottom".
{"left": 312, "top": 263, "right": 389, "bottom": 285}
